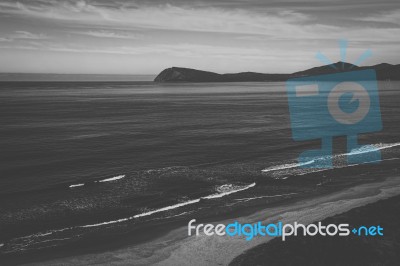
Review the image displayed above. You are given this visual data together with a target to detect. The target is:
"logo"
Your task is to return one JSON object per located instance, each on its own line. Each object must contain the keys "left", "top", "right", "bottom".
{"left": 286, "top": 40, "right": 382, "bottom": 168}
{"left": 188, "top": 219, "right": 384, "bottom": 241}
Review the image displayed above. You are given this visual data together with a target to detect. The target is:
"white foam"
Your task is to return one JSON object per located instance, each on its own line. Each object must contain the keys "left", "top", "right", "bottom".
{"left": 69, "top": 175, "right": 126, "bottom": 188}
{"left": 262, "top": 142, "right": 400, "bottom": 175}
{"left": 261, "top": 160, "right": 314, "bottom": 173}
{"left": 347, "top": 145, "right": 378, "bottom": 156}
{"left": 148, "top": 211, "right": 193, "bottom": 221}
{"left": 347, "top": 142, "right": 400, "bottom": 156}
{"left": 69, "top": 183, "right": 84, "bottom": 188}
{"left": 297, "top": 157, "right": 400, "bottom": 176}
{"left": 203, "top": 183, "right": 256, "bottom": 199}
{"left": 372, "top": 142, "right": 400, "bottom": 150}
{"left": 234, "top": 192, "right": 297, "bottom": 202}
{"left": 97, "top": 174, "right": 125, "bottom": 183}
{"left": 81, "top": 199, "right": 202, "bottom": 228}
{"left": 80, "top": 217, "right": 131, "bottom": 228}
{"left": 133, "top": 199, "right": 201, "bottom": 218}
{"left": 81, "top": 182, "right": 256, "bottom": 228}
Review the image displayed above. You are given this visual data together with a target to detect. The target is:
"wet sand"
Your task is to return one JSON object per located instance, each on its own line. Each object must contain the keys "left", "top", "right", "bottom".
{"left": 231, "top": 194, "right": 400, "bottom": 265}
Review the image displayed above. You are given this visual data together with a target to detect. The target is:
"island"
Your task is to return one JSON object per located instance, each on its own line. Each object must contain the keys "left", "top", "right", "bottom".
{"left": 154, "top": 62, "right": 400, "bottom": 82}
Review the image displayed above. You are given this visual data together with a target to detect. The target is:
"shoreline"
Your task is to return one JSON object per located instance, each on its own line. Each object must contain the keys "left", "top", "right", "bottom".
{"left": 29, "top": 175, "right": 400, "bottom": 266}
{"left": 4, "top": 148, "right": 399, "bottom": 264}
{"left": 230, "top": 193, "right": 400, "bottom": 265}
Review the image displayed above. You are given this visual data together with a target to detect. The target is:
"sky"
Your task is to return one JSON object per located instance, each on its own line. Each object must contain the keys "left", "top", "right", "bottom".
{"left": 0, "top": 0, "right": 399, "bottom": 74}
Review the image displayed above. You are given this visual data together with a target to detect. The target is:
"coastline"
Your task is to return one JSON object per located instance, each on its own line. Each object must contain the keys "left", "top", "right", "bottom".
{"left": 231, "top": 193, "right": 400, "bottom": 265}
{"left": 28, "top": 175, "right": 400, "bottom": 266}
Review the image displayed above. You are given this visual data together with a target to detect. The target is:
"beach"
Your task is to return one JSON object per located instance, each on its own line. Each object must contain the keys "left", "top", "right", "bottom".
{"left": 231, "top": 192, "right": 400, "bottom": 265}
{"left": 26, "top": 174, "right": 400, "bottom": 265}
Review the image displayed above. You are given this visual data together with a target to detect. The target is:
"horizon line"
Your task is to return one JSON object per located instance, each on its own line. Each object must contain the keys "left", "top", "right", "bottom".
{"left": 0, "top": 61, "right": 396, "bottom": 76}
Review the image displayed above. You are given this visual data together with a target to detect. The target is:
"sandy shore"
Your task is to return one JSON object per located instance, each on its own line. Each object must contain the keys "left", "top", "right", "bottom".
{"left": 29, "top": 175, "right": 400, "bottom": 266}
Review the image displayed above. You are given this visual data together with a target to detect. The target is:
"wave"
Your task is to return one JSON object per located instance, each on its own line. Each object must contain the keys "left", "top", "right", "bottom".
{"left": 147, "top": 211, "right": 194, "bottom": 222}
{"left": 69, "top": 183, "right": 84, "bottom": 188}
{"left": 69, "top": 133, "right": 109, "bottom": 140}
{"left": 202, "top": 183, "right": 256, "bottom": 199}
{"left": 261, "top": 142, "right": 400, "bottom": 175}
{"left": 261, "top": 160, "right": 314, "bottom": 173}
{"left": 347, "top": 142, "right": 400, "bottom": 156}
{"left": 3, "top": 181, "right": 256, "bottom": 253}
{"left": 295, "top": 157, "right": 399, "bottom": 178}
{"left": 234, "top": 192, "right": 298, "bottom": 202}
{"left": 68, "top": 174, "right": 126, "bottom": 188}
{"left": 97, "top": 174, "right": 125, "bottom": 183}
{"left": 81, "top": 199, "right": 202, "bottom": 227}
{"left": 82, "top": 182, "right": 256, "bottom": 228}
{"left": 143, "top": 166, "right": 188, "bottom": 175}
{"left": 132, "top": 199, "right": 201, "bottom": 219}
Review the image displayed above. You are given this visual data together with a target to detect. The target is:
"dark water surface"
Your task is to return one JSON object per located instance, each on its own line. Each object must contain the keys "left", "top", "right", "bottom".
{"left": 0, "top": 82, "right": 291, "bottom": 194}
{"left": 0, "top": 81, "right": 399, "bottom": 261}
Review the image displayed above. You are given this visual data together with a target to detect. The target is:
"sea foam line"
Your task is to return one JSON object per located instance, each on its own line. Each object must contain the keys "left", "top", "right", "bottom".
{"left": 261, "top": 160, "right": 314, "bottom": 173}
{"left": 97, "top": 174, "right": 125, "bottom": 183}
{"left": 69, "top": 183, "right": 84, "bottom": 188}
{"left": 81, "top": 198, "right": 203, "bottom": 228}
{"left": 262, "top": 142, "right": 400, "bottom": 174}
{"left": 234, "top": 192, "right": 298, "bottom": 202}
{"left": 347, "top": 142, "right": 400, "bottom": 156}
{"left": 6, "top": 179, "right": 295, "bottom": 248}
{"left": 296, "top": 157, "right": 400, "bottom": 176}
{"left": 81, "top": 182, "right": 256, "bottom": 228}
{"left": 69, "top": 174, "right": 126, "bottom": 188}
{"left": 203, "top": 183, "right": 256, "bottom": 199}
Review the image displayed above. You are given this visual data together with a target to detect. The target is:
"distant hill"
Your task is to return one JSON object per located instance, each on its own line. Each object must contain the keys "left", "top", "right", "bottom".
{"left": 154, "top": 62, "right": 400, "bottom": 82}
{"left": 154, "top": 67, "right": 222, "bottom": 82}
{"left": 291, "top": 61, "right": 358, "bottom": 76}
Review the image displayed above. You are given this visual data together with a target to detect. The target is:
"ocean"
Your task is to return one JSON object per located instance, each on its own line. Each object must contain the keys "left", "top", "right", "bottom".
{"left": 0, "top": 80, "right": 399, "bottom": 262}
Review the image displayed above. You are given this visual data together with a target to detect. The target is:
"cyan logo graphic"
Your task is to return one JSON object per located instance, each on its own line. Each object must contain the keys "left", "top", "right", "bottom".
{"left": 287, "top": 41, "right": 382, "bottom": 168}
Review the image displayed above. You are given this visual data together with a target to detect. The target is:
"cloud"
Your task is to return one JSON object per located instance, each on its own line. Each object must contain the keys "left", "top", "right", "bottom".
{"left": 0, "top": 0, "right": 399, "bottom": 74}
{"left": 0, "top": 41, "right": 241, "bottom": 55}
{"left": 2, "top": 1, "right": 398, "bottom": 42}
{"left": 2, "top": 1, "right": 397, "bottom": 44}
{"left": 0, "top": 31, "right": 48, "bottom": 42}
{"left": 0, "top": 1, "right": 313, "bottom": 36}
{"left": 358, "top": 9, "right": 400, "bottom": 25}
{"left": 13, "top": 31, "right": 48, "bottom": 39}
{"left": 76, "top": 30, "right": 142, "bottom": 39}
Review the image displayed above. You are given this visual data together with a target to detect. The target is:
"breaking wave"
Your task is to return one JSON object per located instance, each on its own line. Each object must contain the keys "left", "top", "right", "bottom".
{"left": 261, "top": 160, "right": 314, "bottom": 173}
{"left": 97, "top": 174, "right": 125, "bottom": 183}
{"left": 69, "top": 183, "right": 84, "bottom": 188}
{"left": 203, "top": 183, "right": 256, "bottom": 199}
{"left": 82, "top": 182, "right": 256, "bottom": 228}
{"left": 261, "top": 142, "right": 400, "bottom": 177}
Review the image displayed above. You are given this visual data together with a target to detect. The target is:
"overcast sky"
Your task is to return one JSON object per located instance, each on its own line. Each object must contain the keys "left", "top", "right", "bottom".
{"left": 0, "top": 0, "right": 399, "bottom": 74}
